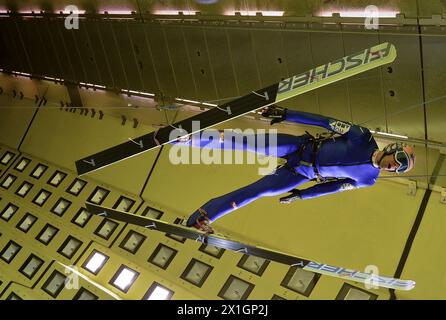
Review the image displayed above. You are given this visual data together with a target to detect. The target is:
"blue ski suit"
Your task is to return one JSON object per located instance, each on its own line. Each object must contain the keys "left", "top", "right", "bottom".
{"left": 182, "top": 110, "right": 380, "bottom": 225}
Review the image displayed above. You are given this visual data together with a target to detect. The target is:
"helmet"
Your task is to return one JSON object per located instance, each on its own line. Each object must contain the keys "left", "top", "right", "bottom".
{"left": 380, "top": 143, "right": 415, "bottom": 174}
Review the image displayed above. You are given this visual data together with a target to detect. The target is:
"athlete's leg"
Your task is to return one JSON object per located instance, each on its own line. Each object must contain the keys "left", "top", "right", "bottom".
{"left": 172, "top": 129, "right": 303, "bottom": 158}
{"left": 186, "top": 166, "right": 309, "bottom": 226}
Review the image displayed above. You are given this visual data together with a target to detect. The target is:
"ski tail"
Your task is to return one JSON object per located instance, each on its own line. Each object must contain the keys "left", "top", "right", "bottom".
{"left": 85, "top": 202, "right": 415, "bottom": 291}
{"left": 275, "top": 42, "right": 396, "bottom": 102}
{"left": 75, "top": 42, "right": 397, "bottom": 176}
{"left": 303, "top": 262, "right": 415, "bottom": 291}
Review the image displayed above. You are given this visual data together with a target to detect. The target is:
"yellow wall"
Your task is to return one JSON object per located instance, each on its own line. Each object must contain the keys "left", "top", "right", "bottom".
{"left": 399, "top": 191, "right": 446, "bottom": 299}
{"left": 0, "top": 78, "right": 444, "bottom": 300}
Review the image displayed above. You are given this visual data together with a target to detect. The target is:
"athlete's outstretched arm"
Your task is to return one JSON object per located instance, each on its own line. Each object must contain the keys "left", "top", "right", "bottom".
{"left": 281, "top": 178, "right": 376, "bottom": 202}
{"left": 263, "top": 106, "right": 371, "bottom": 139}
{"left": 285, "top": 110, "right": 352, "bottom": 133}
{"left": 298, "top": 178, "right": 358, "bottom": 199}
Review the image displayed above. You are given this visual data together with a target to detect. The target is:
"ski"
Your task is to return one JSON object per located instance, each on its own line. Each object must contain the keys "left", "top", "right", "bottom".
{"left": 76, "top": 42, "right": 397, "bottom": 176}
{"left": 85, "top": 202, "right": 415, "bottom": 291}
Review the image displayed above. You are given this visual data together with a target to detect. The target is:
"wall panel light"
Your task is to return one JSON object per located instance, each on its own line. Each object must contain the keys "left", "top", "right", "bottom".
{"left": 237, "top": 255, "right": 270, "bottom": 276}
{"left": 30, "top": 164, "right": 48, "bottom": 179}
{"left": 0, "top": 151, "right": 15, "bottom": 165}
{"left": 1, "top": 203, "right": 19, "bottom": 221}
{"left": 42, "top": 270, "right": 67, "bottom": 298}
{"left": 16, "top": 213, "right": 37, "bottom": 233}
{"left": 198, "top": 244, "right": 225, "bottom": 259}
{"left": 19, "top": 254, "right": 44, "bottom": 279}
{"left": 336, "top": 283, "right": 378, "bottom": 300}
{"left": 1, "top": 174, "right": 17, "bottom": 189}
{"left": 5, "top": 293, "right": 22, "bottom": 300}
{"left": 94, "top": 219, "right": 119, "bottom": 240}
{"left": 73, "top": 287, "right": 99, "bottom": 300}
{"left": 51, "top": 198, "right": 72, "bottom": 216}
{"left": 14, "top": 157, "right": 31, "bottom": 172}
{"left": 148, "top": 244, "right": 177, "bottom": 270}
{"left": 82, "top": 250, "right": 109, "bottom": 275}
{"left": 119, "top": 230, "right": 146, "bottom": 254}
{"left": 280, "top": 266, "right": 320, "bottom": 297}
{"left": 57, "top": 236, "right": 83, "bottom": 259}
{"left": 224, "top": 10, "right": 284, "bottom": 16}
{"left": 32, "top": 189, "right": 51, "bottom": 207}
{"left": 110, "top": 265, "right": 139, "bottom": 293}
{"left": 180, "top": 259, "right": 213, "bottom": 288}
{"left": 15, "top": 181, "right": 33, "bottom": 197}
{"left": 143, "top": 282, "right": 174, "bottom": 300}
{"left": 66, "top": 179, "right": 87, "bottom": 196}
{"left": 113, "top": 196, "right": 135, "bottom": 212}
{"left": 36, "top": 224, "right": 59, "bottom": 245}
{"left": 48, "top": 171, "right": 67, "bottom": 187}
{"left": 318, "top": 9, "right": 398, "bottom": 18}
{"left": 88, "top": 187, "right": 110, "bottom": 205}
{"left": 165, "top": 218, "right": 186, "bottom": 243}
{"left": 0, "top": 240, "right": 22, "bottom": 263}
{"left": 142, "top": 206, "right": 163, "bottom": 219}
{"left": 71, "top": 208, "right": 92, "bottom": 227}
{"left": 218, "top": 275, "right": 254, "bottom": 300}
{"left": 153, "top": 10, "right": 196, "bottom": 15}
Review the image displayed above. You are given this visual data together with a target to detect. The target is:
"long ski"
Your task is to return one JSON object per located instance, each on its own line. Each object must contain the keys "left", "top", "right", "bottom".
{"left": 86, "top": 203, "right": 415, "bottom": 291}
{"left": 76, "top": 42, "right": 397, "bottom": 175}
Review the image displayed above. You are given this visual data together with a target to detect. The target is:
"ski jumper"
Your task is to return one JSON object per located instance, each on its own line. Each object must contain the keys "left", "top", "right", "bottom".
{"left": 182, "top": 110, "right": 380, "bottom": 225}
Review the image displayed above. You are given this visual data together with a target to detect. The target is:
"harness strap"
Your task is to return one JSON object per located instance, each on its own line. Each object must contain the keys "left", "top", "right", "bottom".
{"left": 299, "top": 131, "right": 326, "bottom": 183}
{"left": 283, "top": 131, "right": 335, "bottom": 183}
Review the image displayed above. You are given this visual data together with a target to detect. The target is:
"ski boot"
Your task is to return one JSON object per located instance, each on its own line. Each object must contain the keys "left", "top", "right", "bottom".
{"left": 176, "top": 134, "right": 191, "bottom": 143}
{"left": 261, "top": 105, "right": 287, "bottom": 125}
{"left": 187, "top": 208, "right": 214, "bottom": 234}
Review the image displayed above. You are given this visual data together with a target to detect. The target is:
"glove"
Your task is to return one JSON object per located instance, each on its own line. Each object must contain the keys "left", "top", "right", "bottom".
{"left": 279, "top": 189, "right": 302, "bottom": 204}
{"left": 261, "top": 105, "right": 287, "bottom": 125}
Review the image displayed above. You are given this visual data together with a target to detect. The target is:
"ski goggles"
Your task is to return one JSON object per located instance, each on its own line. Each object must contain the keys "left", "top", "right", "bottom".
{"left": 394, "top": 150, "right": 410, "bottom": 174}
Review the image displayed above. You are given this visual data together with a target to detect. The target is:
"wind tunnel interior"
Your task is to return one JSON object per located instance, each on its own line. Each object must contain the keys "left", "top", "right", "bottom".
{"left": 0, "top": 0, "right": 445, "bottom": 300}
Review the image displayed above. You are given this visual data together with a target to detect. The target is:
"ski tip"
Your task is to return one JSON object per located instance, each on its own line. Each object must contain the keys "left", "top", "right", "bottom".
{"left": 74, "top": 160, "right": 86, "bottom": 176}
{"left": 399, "top": 280, "right": 416, "bottom": 291}
{"left": 386, "top": 42, "right": 397, "bottom": 62}
{"left": 372, "top": 42, "right": 397, "bottom": 63}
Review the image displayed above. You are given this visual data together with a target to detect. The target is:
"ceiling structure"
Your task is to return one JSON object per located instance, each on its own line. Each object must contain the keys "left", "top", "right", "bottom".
{"left": 0, "top": 0, "right": 446, "bottom": 301}
{"left": 1, "top": 0, "right": 446, "bottom": 187}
